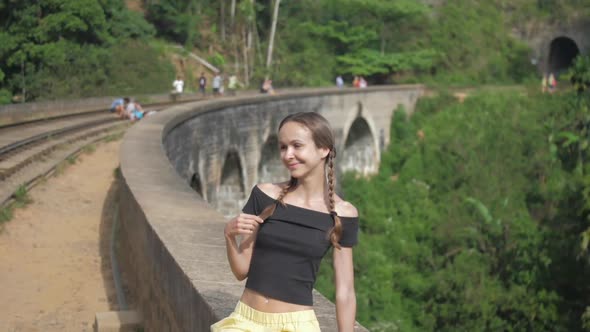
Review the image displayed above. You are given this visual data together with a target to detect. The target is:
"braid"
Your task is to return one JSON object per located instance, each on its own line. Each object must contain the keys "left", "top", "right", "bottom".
{"left": 327, "top": 149, "right": 343, "bottom": 249}
{"left": 258, "top": 177, "right": 297, "bottom": 220}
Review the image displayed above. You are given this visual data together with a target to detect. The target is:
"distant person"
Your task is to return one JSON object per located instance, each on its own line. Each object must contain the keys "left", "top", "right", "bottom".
{"left": 548, "top": 73, "right": 557, "bottom": 93}
{"left": 109, "top": 98, "right": 125, "bottom": 118}
{"left": 122, "top": 97, "right": 131, "bottom": 119}
{"left": 260, "top": 80, "right": 267, "bottom": 93}
{"left": 359, "top": 76, "right": 367, "bottom": 88}
{"left": 228, "top": 74, "right": 241, "bottom": 96}
{"left": 260, "top": 78, "right": 275, "bottom": 95}
{"left": 336, "top": 75, "right": 344, "bottom": 88}
{"left": 219, "top": 74, "right": 225, "bottom": 95}
{"left": 198, "top": 72, "right": 207, "bottom": 96}
{"left": 541, "top": 74, "right": 548, "bottom": 93}
{"left": 173, "top": 77, "right": 184, "bottom": 94}
{"left": 171, "top": 76, "right": 184, "bottom": 102}
{"left": 124, "top": 98, "right": 144, "bottom": 121}
{"left": 212, "top": 73, "right": 222, "bottom": 96}
{"left": 352, "top": 76, "right": 360, "bottom": 88}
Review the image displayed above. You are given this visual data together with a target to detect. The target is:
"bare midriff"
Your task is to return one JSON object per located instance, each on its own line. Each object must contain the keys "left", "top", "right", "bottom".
{"left": 240, "top": 288, "right": 313, "bottom": 313}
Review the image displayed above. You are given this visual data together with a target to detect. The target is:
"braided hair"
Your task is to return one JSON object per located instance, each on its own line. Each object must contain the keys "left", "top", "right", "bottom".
{"left": 258, "top": 112, "right": 343, "bottom": 249}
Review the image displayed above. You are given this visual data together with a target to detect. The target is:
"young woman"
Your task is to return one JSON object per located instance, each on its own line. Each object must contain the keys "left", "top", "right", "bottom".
{"left": 211, "top": 112, "right": 359, "bottom": 332}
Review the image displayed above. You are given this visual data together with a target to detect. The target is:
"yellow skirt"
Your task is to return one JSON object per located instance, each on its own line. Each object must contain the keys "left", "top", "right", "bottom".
{"left": 210, "top": 301, "right": 321, "bottom": 332}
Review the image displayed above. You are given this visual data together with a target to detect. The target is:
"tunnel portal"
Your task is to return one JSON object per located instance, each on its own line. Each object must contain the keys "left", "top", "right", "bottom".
{"left": 548, "top": 37, "right": 580, "bottom": 75}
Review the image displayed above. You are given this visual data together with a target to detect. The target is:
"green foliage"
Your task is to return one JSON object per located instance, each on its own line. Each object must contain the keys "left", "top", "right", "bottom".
{"left": 145, "top": 0, "right": 201, "bottom": 45}
{"left": 275, "top": 0, "right": 436, "bottom": 84}
{"left": 425, "top": 0, "right": 536, "bottom": 84}
{"left": 13, "top": 184, "right": 32, "bottom": 207}
{"left": 0, "top": 205, "right": 13, "bottom": 224}
{"left": 0, "top": 0, "right": 171, "bottom": 102}
{"left": 0, "top": 89, "right": 11, "bottom": 104}
{"left": 316, "top": 91, "right": 590, "bottom": 330}
{"left": 208, "top": 52, "right": 226, "bottom": 69}
{"left": 102, "top": 40, "right": 176, "bottom": 96}
{"left": 337, "top": 49, "right": 437, "bottom": 76}
{"left": 569, "top": 55, "right": 590, "bottom": 93}
{"left": 266, "top": 0, "right": 539, "bottom": 86}
{"left": 584, "top": 307, "right": 590, "bottom": 331}
{"left": 102, "top": 0, "right": 156, "bottom": 40}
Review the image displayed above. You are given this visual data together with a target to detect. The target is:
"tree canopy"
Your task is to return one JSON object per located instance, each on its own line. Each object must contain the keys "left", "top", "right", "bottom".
{"left": 0, "top": 0, "right": 170, "bottom": 103}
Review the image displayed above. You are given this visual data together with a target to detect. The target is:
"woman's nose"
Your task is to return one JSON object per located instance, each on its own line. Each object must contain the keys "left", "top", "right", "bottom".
{"left": 283, "top": 147, "right": 294, "bottom": 159}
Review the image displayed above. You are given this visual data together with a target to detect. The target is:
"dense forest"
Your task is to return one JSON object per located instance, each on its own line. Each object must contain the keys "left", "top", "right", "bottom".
{"left": 316, "top": 58, "right": 590, "bottom": 331}
{"left": 2, "top": 0, "right": 589, "bottom": 103}
{"left": 3, "top": 0, "right": 590, "bottom": 331}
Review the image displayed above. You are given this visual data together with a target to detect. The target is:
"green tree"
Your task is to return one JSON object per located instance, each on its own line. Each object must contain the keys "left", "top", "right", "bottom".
{"left": 426, "top": 0, "right": 535, "bottom": 84}
{"left": 0, "top": 0, "right": 171, "bottom": 102}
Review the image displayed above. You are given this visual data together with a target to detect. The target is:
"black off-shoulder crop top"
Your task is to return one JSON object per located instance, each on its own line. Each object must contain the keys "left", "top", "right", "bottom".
{"left": 242, "top": 186, "right": 359, "bottom": 306}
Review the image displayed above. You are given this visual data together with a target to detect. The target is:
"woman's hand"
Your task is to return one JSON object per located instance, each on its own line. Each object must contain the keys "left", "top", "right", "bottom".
{"left": 224, "top": 213, "right": 264, "bottom": 239}
{"left": 224, "top": 213, "right": 264, "bottom": 280}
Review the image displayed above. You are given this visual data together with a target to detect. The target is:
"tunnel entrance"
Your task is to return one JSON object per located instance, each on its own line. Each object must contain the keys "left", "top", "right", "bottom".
{"left": 218, "top": 150, "right": 245, "bottom": 217}
{"left": 548, "top": 37, "right": 580, "bottom": 76}
{"left": 258, "top": 135, "right": 288, "bottom": 183}
{"left": 341, "top": 117, "right": 377, "bottom": 175}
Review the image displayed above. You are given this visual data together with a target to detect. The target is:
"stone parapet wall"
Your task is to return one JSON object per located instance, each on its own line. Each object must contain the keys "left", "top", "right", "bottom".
{"left": 117, "top": 86, "right": 424, "bottom": 331}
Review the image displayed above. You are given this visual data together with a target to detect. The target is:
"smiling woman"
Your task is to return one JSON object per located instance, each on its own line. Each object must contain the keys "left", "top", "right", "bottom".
{"left": 212, "top": 112, "right": 360, "bottom": 332}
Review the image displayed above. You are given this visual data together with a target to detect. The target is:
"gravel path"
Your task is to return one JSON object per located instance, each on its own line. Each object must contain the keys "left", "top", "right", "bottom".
{"left": 0, "top": 140, "right": 121, "bottom": 332}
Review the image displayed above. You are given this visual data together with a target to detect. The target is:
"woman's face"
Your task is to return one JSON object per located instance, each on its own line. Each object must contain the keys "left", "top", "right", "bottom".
{"left": 278, "top": 121, "right": 330, "bottom": 179}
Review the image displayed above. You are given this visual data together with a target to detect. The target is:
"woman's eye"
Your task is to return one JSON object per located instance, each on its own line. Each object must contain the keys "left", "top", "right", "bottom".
{"left": 279, "top": 145, "right": 286, "bottom": 150}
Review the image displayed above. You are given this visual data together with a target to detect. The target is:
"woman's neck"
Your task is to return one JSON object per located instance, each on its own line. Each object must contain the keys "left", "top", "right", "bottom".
{"left": 292, "top": 173, "right": 327, "bottom": 203}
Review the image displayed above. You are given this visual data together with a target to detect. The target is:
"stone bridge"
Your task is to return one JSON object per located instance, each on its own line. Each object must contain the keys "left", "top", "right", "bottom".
{"left": 117, "top": 86, "right": 424, "bottom": 331}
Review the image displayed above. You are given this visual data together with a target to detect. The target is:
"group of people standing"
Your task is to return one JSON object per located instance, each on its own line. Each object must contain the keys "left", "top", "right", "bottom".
{"left": 335, "top": 75, "right": 368, "bottom": 88}
{"left": 172, "top": 72, "right": 243, "bottom": 98}
{"left": 172, "top": 71, "right": 283, "bottom": 98}
{"left": 198, "top": 72, "right": 241, "bottom": 97}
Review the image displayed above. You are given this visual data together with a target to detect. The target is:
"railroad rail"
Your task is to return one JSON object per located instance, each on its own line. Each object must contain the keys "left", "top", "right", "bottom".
{"left": 0, "top": 96, "right": 203, "bottom": 207}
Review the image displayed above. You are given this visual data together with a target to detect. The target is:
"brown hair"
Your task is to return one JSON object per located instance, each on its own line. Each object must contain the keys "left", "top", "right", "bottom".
{"left": 258, "top": 112, "right": 343, "bottom": 249}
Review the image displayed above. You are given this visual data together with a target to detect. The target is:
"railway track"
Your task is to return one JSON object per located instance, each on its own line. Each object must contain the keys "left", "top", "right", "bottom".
{"left": 0, "top": 98, "right": 200, "bottom": 207}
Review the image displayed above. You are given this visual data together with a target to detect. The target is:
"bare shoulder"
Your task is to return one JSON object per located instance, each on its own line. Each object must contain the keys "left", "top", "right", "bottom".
{"left": 256, "top": 182, "right": 286, "bottom": 200}
{"left": 334, "top": 197, "right": 359, "bottom": 218}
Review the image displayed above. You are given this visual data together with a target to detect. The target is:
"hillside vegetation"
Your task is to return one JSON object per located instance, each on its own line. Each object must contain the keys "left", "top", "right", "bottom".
{"left": 3, "top": 0, "right": 589, "bottom": 103}
{"left": 0, "top": 0, "right": 174, "bottom": 103}
{"left": 316, "top": 59, "right": 590, "bottom": 331}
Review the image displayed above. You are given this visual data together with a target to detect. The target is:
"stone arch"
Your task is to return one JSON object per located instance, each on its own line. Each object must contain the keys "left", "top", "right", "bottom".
{"left": 341, "top": 117, "right": 378, "bottom": 175}
{"left": 258, "top": 135, "right": 288, "bottom": 183}
{"left": 190, "top": 173, "right": 203, "bottom": 197}
{"left": 217, "top": 150, "right": 246, "bottom": 217}
{"left": 548, "top": 36, "right": 580, "bottom": 75}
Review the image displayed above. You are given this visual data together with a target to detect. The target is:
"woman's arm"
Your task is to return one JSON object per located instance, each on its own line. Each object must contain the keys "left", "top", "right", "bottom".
{"left": 224, "top": 213, "right": 263, "bottom": 280}
{"left": 333, "top": 246, "right": 356, "bottom": 332}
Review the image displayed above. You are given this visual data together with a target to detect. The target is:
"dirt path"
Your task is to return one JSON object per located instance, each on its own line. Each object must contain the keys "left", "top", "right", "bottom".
{"left": 0, "top": 140, "right": 121, "bottom": 332}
